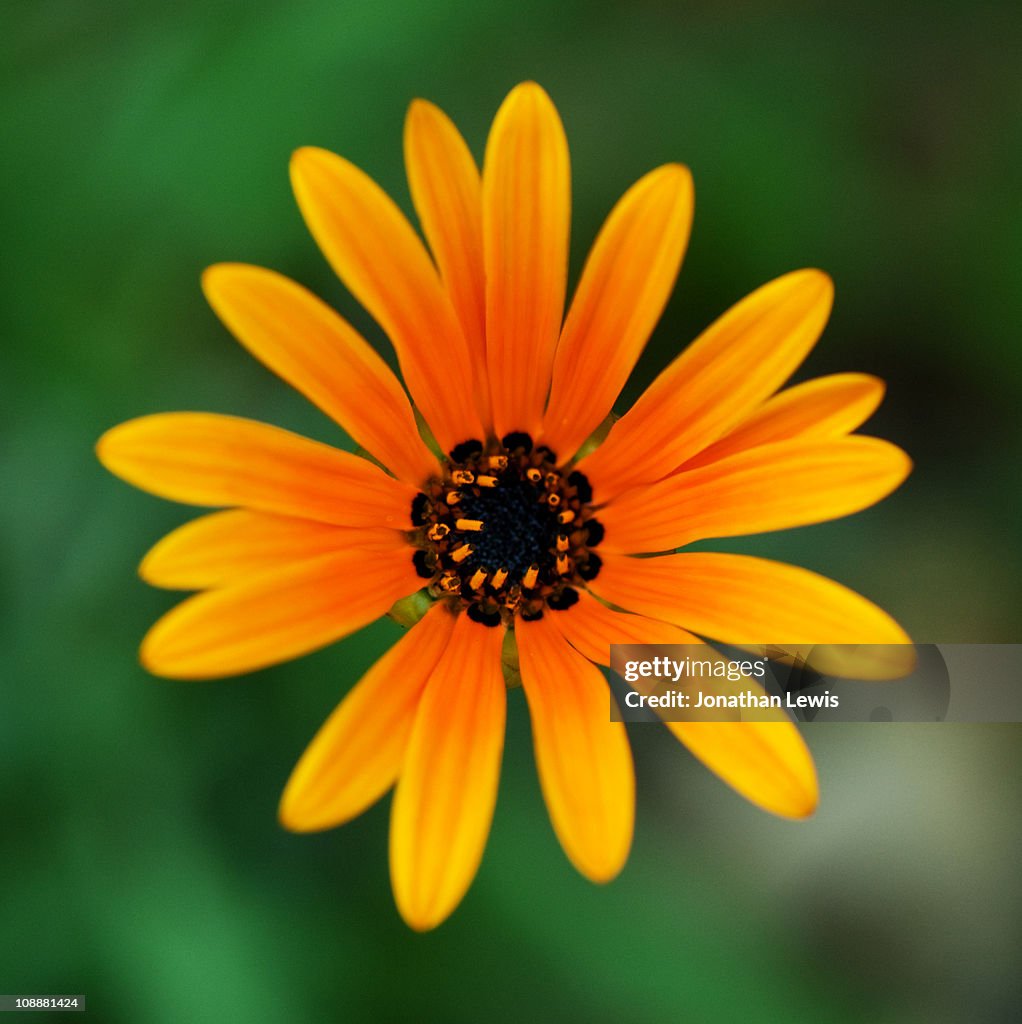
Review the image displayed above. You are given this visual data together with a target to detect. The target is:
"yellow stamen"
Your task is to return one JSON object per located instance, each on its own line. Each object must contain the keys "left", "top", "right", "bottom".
{"left": 526, "top": 468, "right": 542, "bottom": 483}
{"left": 523, "top": 564, "right": 539, "bottom": 589}
{"left": 545, "top": 472, "right": 559, "bottom": 489}
{"left": 546, "top": 493, "right": 561, "bottom": 507}
{"left": 488, "top": 455, "right": 508, "bottom": 471}
{"left": 556, "top": 534, "right": 569, "bottom": 552}
{"left": 476, "top": 474, "right": 498, "bottom": 488}
{"left": 456, "top": 518, "right": 484, "bottom": 532}
{"left": 445, "top": 490, "right": 461, "bottom": 506}
{"left": 557, "top": 509, "right": 575, "bottom": 524}
{"left": 556, "top": 554, "right": 571, "bottom": 575}
{"left": 492, "top": 567, "right": 508, "bottom": 588}
{"left": 469, "top": 568, "right": 488, "bottom": 589}
{"left": 451, "top": 470, "right": 475, "bottom": 485}
{"left": 450, "top": 543, "right": 474, "bottom": 563}
{"left": 427, "top": 523, "right": 450, "bottom": 541}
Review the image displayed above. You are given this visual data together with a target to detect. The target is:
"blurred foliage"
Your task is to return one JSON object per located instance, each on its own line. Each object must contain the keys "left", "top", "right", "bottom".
{"left": 2, "top": 2, "right": 1020, "bottom": 1021}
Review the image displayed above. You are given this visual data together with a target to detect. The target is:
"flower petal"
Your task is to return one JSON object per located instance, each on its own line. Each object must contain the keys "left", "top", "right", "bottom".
{"left": 390, "top": 615, "right": 506, "bottom": 931}
{"left": 201, "top": 264, "right": 438, "bottom": 485}
{"left": 682, "top": 372, "right": 886, "bottom": 469}
{"left": 290, "top": 146, "right": 484, "bottom": 453}
{"left": 600, "top": 437, "right": 912, "bottom": 553}
{"left": 97, "top": 413, "right": 417, "bottom": 528}
{"left": 619, "top": 639, "right": 817, "bottom": 817}
{"left": 404, "top": 99, "right": 490, "bottom": 428}
{"left": 662, "top": 715, "right": 819, "bottom": 819}
{"left": 551, "top": 589, "right": 698, "bottom": 664}
{"left": 590, "top": 551, "right": 912, "bottom": 667}
{"left": 542, "top": 164, "right": 694, "bottom": 459}
{"left": 577, "top": 269, "right": 834, "bottom": 500}
{"left": 516, "top": 615, "right": 634, "bottom": 883}
{"left": 140, "top": 548, "right": 421, "bottom": 679}
{"left": 279, "top": 602, "right": 457, "bottom": 832}
{"left": 550, "top": 602, "right": 817, "bottom": 818}
{"left": 482, "top": 82, "right": 570, "bottom": 438}
{"left": 141, "top": 509, "right": 408, "bottom": 590}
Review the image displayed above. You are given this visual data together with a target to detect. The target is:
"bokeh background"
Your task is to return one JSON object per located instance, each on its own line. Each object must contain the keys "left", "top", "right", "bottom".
{"left": 3, "top": 1, "right": 1021, "bottom": 1021}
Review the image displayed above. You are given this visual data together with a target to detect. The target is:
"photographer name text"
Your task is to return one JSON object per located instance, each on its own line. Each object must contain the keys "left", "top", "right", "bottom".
{"left": 624, "top": 689, "right": 839, "bottom": 710}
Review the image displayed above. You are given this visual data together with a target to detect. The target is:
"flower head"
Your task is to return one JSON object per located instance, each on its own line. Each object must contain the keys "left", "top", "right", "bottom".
{"left": 98, "top": 82, "right": 911, "bottom": 930}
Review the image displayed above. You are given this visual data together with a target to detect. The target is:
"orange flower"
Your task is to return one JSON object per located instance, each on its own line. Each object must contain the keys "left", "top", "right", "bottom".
{"left": 97, "top": 82, "right": 911, "bottom": 930}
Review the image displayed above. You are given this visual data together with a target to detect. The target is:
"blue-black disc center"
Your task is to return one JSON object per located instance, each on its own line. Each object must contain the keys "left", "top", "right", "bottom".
{"left": 456, "top": 477, "right": 558, "bottom": 583}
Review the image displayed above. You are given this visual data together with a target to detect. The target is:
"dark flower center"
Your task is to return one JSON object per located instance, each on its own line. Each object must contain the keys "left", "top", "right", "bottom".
{"left": 456, "top": 475, "right": 555, "bottom": 581}
{"left": 410, "top": 432, "right": 603, "bottom": 627}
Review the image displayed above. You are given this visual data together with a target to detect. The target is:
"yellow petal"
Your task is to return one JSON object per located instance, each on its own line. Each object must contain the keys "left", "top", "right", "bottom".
{"left": 482, "top": 82, "right": 570, "bottom": 438}
{"left": 290, "top": 146, "right": 484, "bottom": 453}
{"left": 201, "top": 264, "right": 438, "bottom": 485}
{"left": 516, "top": 615, "right": 634, "bottom": 883}
{"left": 404, "top": 99, "right": 490, "bottom": 428}
{"left": 614, "top": 643, "right": 817, "bottom": 817}
{"left": 97, "top": 413, "right": 416, "bottom": 528}
{"left": 551, "top": 597, "right": 817, "bottom": 818}
{"left": 591, "top": 551, "right": 912, "bottom": 653}
{"left": 682, "top": 372, "right": 886, "bottom": 469}
{"left": 141, "top": 509, "right": 407, "bottom": 590}
{"left": 279, "top": 602, "right": 456, "bottom": 832}
{"left": 389, "top": 615, "right": 506, "bottom": 930}
{"left": 577, "top": 269, "right": 834, "bottom": 500}
{"left": 550, "top": 589, "right": 698, "bottom": 664}
{"left": 665, "top": 717, "right": 818, "bottom": 818}
{"left": 140, "top": 549, "right": 421, "bottom": 679}
{"left": 600, "top": 437, "right": 912, "bottom": 553}
{"left": 542, "top": 164, "right": 694, "bottom": 459}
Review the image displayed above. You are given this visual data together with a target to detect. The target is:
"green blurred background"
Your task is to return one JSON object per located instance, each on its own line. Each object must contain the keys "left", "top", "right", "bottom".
{"left": 3, "top": 1, "right": 1020, "bottom": 1021}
